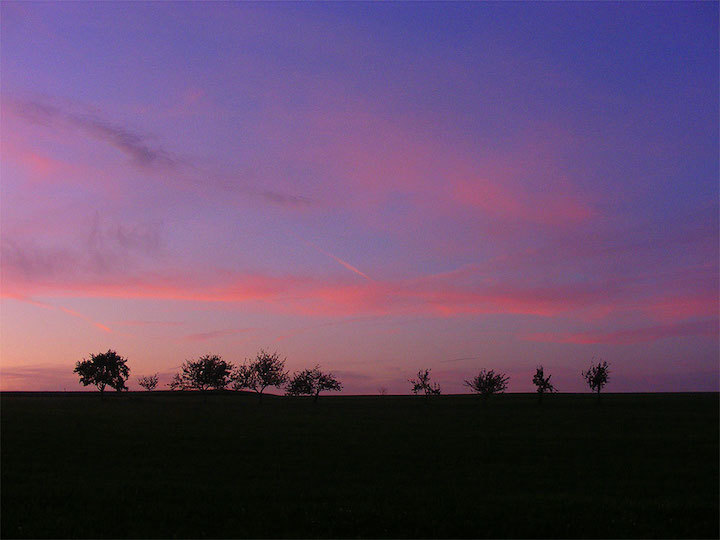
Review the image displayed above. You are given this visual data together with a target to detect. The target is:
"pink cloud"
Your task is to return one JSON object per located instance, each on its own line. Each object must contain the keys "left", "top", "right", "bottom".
{"left": 260, "top": 93, "right": 598, "bottom": 229}
{"left": 451, "top": 178, "right": 594, "bottom": 225}
{"left": 3, "top": 249, "right": 716, "bottom": 326}
{"left": 16, "top": 149, "right": 65, "bottom": 178}
{"left": 3, "top": 140, "right": 86, "bottom": 184}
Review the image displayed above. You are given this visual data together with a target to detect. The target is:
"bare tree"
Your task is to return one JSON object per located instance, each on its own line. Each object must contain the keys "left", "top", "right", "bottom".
{"left": 465, "top": 369, "right": 509, "bottom": 399}
{"left": 378, "top": 386, "right": 388, "bottom": 397}
{"left": 410, "top": 369, "right": 441, "bottom": 397}
{"left": 74, "top": 349, "right": 130, "bottom": 400}
{"left": 231, "top": 350, "right": 288, "bottom": 402}
{"left": 172, "top": 354, "right": 232, "bottom": 392}
{"left": 286, "top": 365, "right": 342, "bottom": 403}
{"left": 137, "top": 373, "right": 159, "bottom": 391}
{"left": 532, "top": 366, "right": 556, "bottom": 403}
{"left": 583, "top": 359, "right": 609, "bottom": 400}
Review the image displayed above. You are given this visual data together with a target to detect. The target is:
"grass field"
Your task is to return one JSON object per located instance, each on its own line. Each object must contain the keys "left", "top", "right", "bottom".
{"left": 1, "top": 392, "right": 718, "bottom": 538}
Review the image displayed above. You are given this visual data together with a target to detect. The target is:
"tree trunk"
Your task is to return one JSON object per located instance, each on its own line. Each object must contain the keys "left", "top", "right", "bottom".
{"left": 313, "top": 391, "right": 319, "bottom": 404}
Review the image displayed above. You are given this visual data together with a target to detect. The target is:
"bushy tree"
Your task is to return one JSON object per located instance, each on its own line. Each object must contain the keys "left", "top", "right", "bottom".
{"left": 137, "top": 373, "right": 159, "bottom": 391}
{"left": 465, "top": 369, "right": 509, "bottom": 398}
{"left": 74, "top": 349, "right": 130, "bottom": 399}
{"left": 410, "top": 368, "right": 441, "bottom": 397}
{"left": 231, "top": 350, "right": 288, "bottom": 401}
{"left": 583, "top": 359, "right": 610, "bottom": 399}
{"left": 532, "top": 366, "right": 556, "bottom": 402}
{"left": 168, "top": 373, "right": 186, "bottom": 391}
{"left": 286, "top": 365, "right": 343, "bottom": 403}
{"left": 174, "top": 354, "right": 231, "bottom": 391}
{"left": 231, "top": 363, "right": 256, "bottom": 392}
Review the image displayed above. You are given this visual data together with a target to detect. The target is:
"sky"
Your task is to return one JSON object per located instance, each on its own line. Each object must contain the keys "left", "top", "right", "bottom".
{"left": 1, "top": 1, "right": 718, "bottom": 394}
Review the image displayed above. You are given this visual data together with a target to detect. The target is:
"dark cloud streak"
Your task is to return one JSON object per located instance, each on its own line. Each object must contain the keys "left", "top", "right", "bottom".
{"left": 67, "top": 112, "right": 179, "bottom": 169}
{"left": 8, "top": 98, "right": 179, "bottom": 169}
{"left": 7, "top": 97, "right": 314, "bottom": 208}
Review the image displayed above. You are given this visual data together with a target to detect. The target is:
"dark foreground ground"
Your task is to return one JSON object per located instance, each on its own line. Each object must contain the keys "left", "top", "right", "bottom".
{"left": 1, "top": 392, "right": 718, "bottom": 538}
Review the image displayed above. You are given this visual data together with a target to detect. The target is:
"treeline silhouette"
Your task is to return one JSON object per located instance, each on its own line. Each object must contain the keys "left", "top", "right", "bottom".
{"left": 74, "top": 349, "right": 611, "bottom": 401}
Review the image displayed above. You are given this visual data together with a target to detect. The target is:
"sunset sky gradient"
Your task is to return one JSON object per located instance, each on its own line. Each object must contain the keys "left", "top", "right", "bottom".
{"left": 1, "top": 2, "right": 718, "bottom": 393}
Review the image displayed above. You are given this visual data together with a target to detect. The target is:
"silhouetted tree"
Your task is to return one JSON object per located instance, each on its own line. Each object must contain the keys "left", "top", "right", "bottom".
{"left": 286, "top": 365, "right": 343, "bottom": 403}
{"left": 168, "top": 373, "right": 186, "bottom": 391}
{"left": 231, "top": 363, "right": 255, "bottom": 391}
{"left": 378, "top": 386, "right": 388, "bottom": 396}
{"left": 465, "top": 369, "right": 509, "bottom": 399}
{"left": 583, "top": 359, "right": 609, "bottom": 399}
{"left": 137, "top": 373, "right": 159, "bottom": 391}
{"left": 231, "top": 350, "right": 288, "bottom": 401}
{"left": 532, "top": 366, "right": 556, "bottom": 403}
{"left": 175, "top": 354, "right": 231, "bottom": 391}
{"left": 74, "top": 349, "right": 130, "bottom": 399}
{"left": 410, "top": 369, "right": 441, "bottom": 397}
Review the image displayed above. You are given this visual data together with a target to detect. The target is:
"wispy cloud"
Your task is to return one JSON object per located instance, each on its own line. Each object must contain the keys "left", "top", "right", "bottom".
{"left": 263, "top": 94, "right": 598, "bottom": 228}
{"left": 1, "top": 214, "right": 164, "bottom": 281}
{"left": 0, "top": 364, "right": 82, "bottom": 391}
{"left": 114, "top": 320, "right": 185, "bottom": 327}
{"left": 257, "top": 190, "right": 313, "bottom": 208}
{"left": 524, "top": 318, "right": 718, "bottom": 345}
{"left": 182, "top": 328, "right": 252, "bottom": 342}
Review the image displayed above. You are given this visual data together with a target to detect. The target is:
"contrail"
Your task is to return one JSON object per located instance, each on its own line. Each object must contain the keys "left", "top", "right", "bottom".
{"left": 58, "top": 306, "right": 112, "bottom": 333}
{"left": 439, "top": 355, "right": 483, "bottom": 364}
{"left": 10, "top": 295, "right": 112, "bottom": 333}
{"left": 323, "top": 250, "right": 373, "bottom": 281}
{"left": 306, "top": 241, "right": 373, "bottom": 281}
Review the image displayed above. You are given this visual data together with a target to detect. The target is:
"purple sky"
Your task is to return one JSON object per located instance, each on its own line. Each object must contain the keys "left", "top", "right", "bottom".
{"left": 1, "top": 2, "right": 718, "bottom": 393}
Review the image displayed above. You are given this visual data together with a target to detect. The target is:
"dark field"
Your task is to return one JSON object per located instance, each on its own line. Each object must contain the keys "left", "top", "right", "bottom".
{"left": 1, "top": 392, "right": 718, "bottom": 539}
